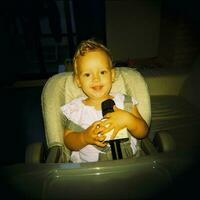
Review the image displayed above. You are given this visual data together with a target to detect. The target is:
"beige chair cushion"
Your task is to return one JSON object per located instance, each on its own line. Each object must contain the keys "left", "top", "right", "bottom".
{"left": 42, "top": 67, "right": 151, "bottom": 148}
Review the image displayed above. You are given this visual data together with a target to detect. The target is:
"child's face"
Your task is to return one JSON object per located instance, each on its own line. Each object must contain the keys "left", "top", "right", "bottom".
{"left": 75, "top": 50, "right": 115, "bottom": 101}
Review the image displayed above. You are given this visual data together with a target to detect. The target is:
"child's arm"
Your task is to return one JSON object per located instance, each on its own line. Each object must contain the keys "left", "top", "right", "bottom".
{"left": 100, "top": 105, "right": 149, "bottom": 140}
{"left": 64, "top": 120, "right": 107, "bottom": 151}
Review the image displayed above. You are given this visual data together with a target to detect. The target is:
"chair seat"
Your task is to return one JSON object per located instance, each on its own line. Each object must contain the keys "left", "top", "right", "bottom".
{"left": 149, "top": 95, "right": 200, "bottom": 150}
{"left": 151, "top": 95, "right": 199, "bottom": 120}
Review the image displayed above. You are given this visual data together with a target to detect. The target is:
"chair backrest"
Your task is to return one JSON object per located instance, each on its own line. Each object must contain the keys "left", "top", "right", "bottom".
{"left": 41, "top": 67, "right": 151, "bottom": 149}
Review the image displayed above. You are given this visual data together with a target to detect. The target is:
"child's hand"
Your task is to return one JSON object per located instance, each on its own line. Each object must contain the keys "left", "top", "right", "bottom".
{"left": 83, "top": 120, "right": 107, "bottom": 147}
{"left": 101, "top": 106, "right": 133, "bottom": 140}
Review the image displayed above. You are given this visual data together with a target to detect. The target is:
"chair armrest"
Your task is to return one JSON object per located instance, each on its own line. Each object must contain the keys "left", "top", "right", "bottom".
{"left": 141, "top": 138, "right": 158, "bottom": 155}
{"left": 46, "top": 146, "right": 63, "bottom": 163}
{"left": 153, "top": 131, "right": 176, "bottom": 152}
{"left": 25, "top": 142, "right": 44, "bottom": 164}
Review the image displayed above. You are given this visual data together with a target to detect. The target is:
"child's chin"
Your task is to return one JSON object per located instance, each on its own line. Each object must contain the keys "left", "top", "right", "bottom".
{"left": 92, "top": 94, "right": 106, "bottom": 99}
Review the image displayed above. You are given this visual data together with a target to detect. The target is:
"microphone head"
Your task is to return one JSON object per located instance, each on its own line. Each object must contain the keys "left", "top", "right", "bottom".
{"left": 101, "top": 99, "right": 115, "bottom": 116}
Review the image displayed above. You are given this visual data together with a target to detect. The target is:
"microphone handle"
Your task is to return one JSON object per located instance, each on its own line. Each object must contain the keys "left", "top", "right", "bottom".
{"left": 101, "top": 99, "right": 123, "bottom": 160}
{"left": 109, "top": 141, "right": 117, "bottom": 160}
{"left": 109, "top": 140, "right": 123, "bottom": 160}
{"left": 116, "top": 140, "right": 123, "bottom": 159}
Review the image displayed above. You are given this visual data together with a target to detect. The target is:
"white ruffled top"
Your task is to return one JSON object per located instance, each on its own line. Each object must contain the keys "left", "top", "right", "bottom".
{"left": 61, "top": 93, "right": 138, "bottom": 163}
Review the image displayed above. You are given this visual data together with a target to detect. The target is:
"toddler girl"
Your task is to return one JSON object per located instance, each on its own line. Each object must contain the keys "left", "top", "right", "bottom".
{"left": 61, "top": 39, "right": 148, "bottom": 163}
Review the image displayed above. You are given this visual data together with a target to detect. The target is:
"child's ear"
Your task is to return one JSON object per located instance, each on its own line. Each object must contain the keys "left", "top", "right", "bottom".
{"left": 111, "top": 68, "right": 116, "bottom": 82}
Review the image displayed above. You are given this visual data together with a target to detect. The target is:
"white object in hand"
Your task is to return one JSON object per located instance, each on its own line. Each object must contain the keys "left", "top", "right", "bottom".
{"left": 104, "top": 127, "right": 129, "bottom": 141}
{"left": 100, "top": 119, "right": 129, "bottom": 141}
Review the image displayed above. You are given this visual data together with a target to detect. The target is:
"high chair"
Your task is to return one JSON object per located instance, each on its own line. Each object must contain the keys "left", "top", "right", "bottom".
{"left": 25, "top": 67, "right": 175, "bottom": 163}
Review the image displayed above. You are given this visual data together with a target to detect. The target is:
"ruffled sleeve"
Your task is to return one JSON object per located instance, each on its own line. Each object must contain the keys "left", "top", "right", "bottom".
{"left": 60, "top": 97, "right": 84, "bottom": 124}
{"left": 60, "top": 97, "right": 102, "bottom": 129}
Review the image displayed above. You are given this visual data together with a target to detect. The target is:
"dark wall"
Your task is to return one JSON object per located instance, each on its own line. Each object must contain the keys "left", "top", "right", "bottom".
{"left": 0, "top": 87, "right": 45, "bottom": 164}
{"left": 73, "top": 0, "right": 106, "bottom": 45}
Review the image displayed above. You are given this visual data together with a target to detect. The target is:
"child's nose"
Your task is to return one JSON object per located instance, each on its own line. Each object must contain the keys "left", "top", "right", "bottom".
{"left": 93, "top": 73, "right": 100, "bottom": 82}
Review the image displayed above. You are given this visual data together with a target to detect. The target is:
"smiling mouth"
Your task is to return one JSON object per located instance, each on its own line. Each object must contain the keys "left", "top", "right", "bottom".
{"left": 91, "top": 85, "right": 103, "bottom": 91}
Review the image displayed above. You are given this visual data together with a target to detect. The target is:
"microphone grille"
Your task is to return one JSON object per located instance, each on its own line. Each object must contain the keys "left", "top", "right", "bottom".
{"left": 101, "top": 99, "right": 115, "bottom": 116}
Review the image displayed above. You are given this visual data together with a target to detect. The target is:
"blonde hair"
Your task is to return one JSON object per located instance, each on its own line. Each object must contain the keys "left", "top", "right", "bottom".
{"left": 73, "top": 39, "right": 113, "bottom": 74}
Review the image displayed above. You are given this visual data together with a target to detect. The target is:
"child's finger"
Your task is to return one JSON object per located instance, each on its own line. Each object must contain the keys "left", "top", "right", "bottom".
{"left": 95, "top": 127, "right": 106, "bottom": 136}
{"left": 104, "top": 113, "right": 112, "bottom": 119}
{"left": 110, "top": 128, "right": 119, "bottom": 140}
{"left": 95, "top": 141, "right": 107, "bottom": 148}
{"left": 100, "top": 119, "right": 112, "bottom": 127}
{"left": 92, "top": 120, "right": 102, "bottom": 127}
{"left": 97, "top": 135, "right": 106, "bottom": 142}
{"left": 101, "top": 125, "right": 114, "bottom": 134}
{"left": 91, "top": 121, "right": 102, "bottom": 131}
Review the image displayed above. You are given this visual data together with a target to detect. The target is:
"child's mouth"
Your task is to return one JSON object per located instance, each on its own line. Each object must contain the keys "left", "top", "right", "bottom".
{"left": 91, "top": 85, "right": 103, "bottom": 91}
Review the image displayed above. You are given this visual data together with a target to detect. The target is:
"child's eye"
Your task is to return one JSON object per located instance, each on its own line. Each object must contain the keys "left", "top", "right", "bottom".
{"left": 100, "top": 70, "right": 107, "bottom": 75}
{"left": 84, "top": 73, "right": 90, "bottom": 77}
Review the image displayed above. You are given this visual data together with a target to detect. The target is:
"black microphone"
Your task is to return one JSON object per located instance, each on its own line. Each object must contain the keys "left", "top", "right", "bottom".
{"left": 101, "top": 99, "right": 122, "bottom": 160}
{"left": 102, "top": 99, "right": 115, "bottom": 117}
